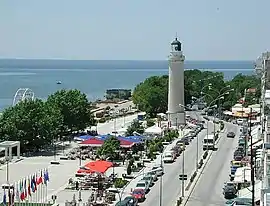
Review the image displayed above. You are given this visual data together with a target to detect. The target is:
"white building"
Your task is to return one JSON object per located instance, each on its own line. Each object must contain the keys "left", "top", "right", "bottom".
{"left": 167, "top": 38, "right": 186, "bottom": 126}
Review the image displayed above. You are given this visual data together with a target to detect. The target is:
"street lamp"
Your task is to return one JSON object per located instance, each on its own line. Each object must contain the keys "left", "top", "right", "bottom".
{"left": 208, "top": 85, "right": 234, "bottom": 119}
{"left": 179, "top": 103, "right": 200, "bottom": 171}
{"left": 203, "top": 94, "right": 226, "bottom": 151}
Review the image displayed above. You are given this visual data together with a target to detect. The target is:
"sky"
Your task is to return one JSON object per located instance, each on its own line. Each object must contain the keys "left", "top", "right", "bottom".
{"left": 0, "top": 0, "right": 270, "bottom": 60}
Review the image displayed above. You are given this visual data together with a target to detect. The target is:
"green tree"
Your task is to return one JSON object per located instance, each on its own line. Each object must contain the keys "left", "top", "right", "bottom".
{"left": 46, "top": 89, "right": 95, "bottom": 132}
{"left": 132, "top": 75, "right": 168, "bottom": 116}
{"left": 223, "top": 74, "right": 261, "bottom": 109}
{"left": 146, "top": 119, "right": 155, "bottom": 127}
{"left": 0, "top": 99, "right": 62, "bottom": 151}
{"left": 97, "top": 136, "right": 120, "bottom": 159}
{"left": 125, "top": 120, "right": 145, "bottom": 136}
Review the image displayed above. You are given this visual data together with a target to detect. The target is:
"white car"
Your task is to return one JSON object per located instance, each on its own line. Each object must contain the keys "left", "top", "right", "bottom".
{"left": 152, "top": 165, "right": 164, "bottom": 176}
{"left": 163, "top": 152, "right": 175, "bottom": 163}
{"left": 135, "top": 180, "right": 149, "bottom": 193}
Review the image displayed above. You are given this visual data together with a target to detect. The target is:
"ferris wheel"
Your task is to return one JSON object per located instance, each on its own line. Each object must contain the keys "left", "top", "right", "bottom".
{"left": 12, "top": 88, "right": 35, "bottom": 106}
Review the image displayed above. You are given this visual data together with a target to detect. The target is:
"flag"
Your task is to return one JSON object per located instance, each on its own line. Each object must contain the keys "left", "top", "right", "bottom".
{"left": 8, "top": 187, "right": 11, "bottom": 206}
{"left": 44, "top": 169, "right": 49, "bottom": 185}
{"left": 16, "top": 182, "right": 20, "bottom": 202}
{"left": 11, "top": 188, "right": 15, "bottom": 206}
{"left": 37, "top": 170, "right": 43, "bottom": 185}
{"left": 3, "top": 189, "right": 7, "bottom": 206}
{"left": 27, "top": 177, "right": 31, "bottom": 196}
{"left": 31, "top": 174, "right": 37, "bottom": 192}
{"left": 24, "top": 179, "right": 27, "bottom": 199}
{"left": 20, "top": 180, "right": 25, "bottom": 201}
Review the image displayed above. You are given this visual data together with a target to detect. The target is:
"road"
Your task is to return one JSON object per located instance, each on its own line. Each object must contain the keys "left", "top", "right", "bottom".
{"left": 185, "top": 122, "right": 240, "bottom": 206}
{"left": 97, "top": 113, "right": 139, "bottom": 134}
{"left": 141, "top": 116, "right": 215, "bottom": 206}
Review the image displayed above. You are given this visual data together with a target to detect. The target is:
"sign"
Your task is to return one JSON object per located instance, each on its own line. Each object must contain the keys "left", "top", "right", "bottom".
{"left": 179, "top": 174, "right": 187, "bottom": 180}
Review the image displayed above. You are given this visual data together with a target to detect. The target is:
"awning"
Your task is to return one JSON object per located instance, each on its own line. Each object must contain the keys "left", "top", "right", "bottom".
{"left": 145, "top": 126, "right": 162, "bottom": 134}
{"left": 77, "top": 160, "right": 113, "bottom": 174}
{"left": 80, "top": 138, "right": 104, "bottom": 147}
{"left": 74, "top": 135, "right": 94, "bottom": 141}
{"left": 238, "top": 181, "right": 262, "bottom": 201}
{"left": 223, "top": 111, "right": 233, "bottom": 115}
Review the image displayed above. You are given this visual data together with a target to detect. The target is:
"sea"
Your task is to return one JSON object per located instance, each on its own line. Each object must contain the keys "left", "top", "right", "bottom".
{"left": 0, "top": 59, "right": 255, "bottom": 111}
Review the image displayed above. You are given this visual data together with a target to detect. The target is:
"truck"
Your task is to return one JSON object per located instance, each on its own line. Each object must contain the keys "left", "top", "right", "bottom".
{"left": 202, "top": 134, "right": 216, "bottom": 150}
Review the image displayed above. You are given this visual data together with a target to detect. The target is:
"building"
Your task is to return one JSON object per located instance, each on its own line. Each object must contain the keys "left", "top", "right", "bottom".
{"left": 167, "top": 37, "right": 185, "bottom": 126}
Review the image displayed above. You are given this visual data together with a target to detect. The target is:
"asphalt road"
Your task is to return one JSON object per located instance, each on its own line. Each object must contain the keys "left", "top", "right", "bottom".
{"left": 185, "top": 122, "right": 240, "bottom": 206}
{"left": 141, "top": 115, "right": 215, "bottom": 206}
{"left": 97, "top": 113, "right": 139, "bottom": 134}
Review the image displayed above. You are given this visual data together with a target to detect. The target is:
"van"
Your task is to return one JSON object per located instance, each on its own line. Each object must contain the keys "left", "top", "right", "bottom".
{"left": 203, "top": 134, "right": 215, "bottom": 150}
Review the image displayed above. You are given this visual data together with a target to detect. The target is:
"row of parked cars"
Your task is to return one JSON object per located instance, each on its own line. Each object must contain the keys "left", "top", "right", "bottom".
{"left": 115, "top": 164, "right": 164, "bottom": 205}
{"left": 115, "top": 116, "right": 205, "bottom": 205}
{"left": 223, "top": 132, "right": 248, "bottom": 202}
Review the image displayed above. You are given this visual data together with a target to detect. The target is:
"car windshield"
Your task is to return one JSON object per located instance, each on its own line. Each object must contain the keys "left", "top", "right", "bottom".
{"left": 133, "top": 190, "right": 143, "bottom": 194}
{"left": 136, "top": 183, "right": 145, "bottom": 187}
{"left": 165, "top": 154, "right": 172, "bottom": 158}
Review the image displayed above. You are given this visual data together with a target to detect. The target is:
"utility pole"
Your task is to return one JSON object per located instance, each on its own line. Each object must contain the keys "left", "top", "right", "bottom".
{"left": 249, "top": 108, "right": 255, "bottom": 206}
{"left": 160, "top": 153, "right": 163, "bottom": 206}
{"left": 182, "top": 147, "right": 185, "bottom": 197}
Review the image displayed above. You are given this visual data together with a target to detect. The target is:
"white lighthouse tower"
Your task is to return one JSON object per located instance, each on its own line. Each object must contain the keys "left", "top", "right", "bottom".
{"left": 167, "top": 37, "right": 186, "bottom": 127}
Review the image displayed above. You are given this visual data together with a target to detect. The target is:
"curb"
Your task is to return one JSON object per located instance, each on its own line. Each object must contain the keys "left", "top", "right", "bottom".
{"left": 179, "top": 150, "right": 213, "bottom": 206}
{"left": 177, "top": 125, "right": 226, "bottom": 206}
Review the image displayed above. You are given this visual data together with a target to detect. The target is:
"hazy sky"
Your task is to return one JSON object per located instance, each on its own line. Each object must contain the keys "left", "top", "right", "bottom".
{"left": 1, "top": 0, "right": 269, "bottom": 60}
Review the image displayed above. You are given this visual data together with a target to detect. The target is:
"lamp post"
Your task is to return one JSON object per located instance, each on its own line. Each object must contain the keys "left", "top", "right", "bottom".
{"left": 202, "top": 94, "right": 228, "bottom": 150}
{"left": 202, "top": 90, "right": 232, "bottom": 135}
{"left": 208, "top": 85, "right": 234, "bottom": 119}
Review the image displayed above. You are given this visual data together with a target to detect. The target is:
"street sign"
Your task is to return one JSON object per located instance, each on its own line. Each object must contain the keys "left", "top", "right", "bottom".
{"left": 179, "top": 174, "right": 187, "bottom": 180}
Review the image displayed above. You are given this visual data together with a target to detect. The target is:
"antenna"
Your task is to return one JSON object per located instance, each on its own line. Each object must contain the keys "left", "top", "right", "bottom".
{"left": 175, "top": 32, "right": 178, "bottom": 39}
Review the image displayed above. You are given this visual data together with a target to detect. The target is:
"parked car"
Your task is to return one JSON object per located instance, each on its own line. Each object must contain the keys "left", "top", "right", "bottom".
{"left": 131, "top": 189, "right": 145, "bottom": 202}
{"left": 135, "top": 180, "right": 150, "bottom": 193}
{"left": 227, "top": 132, "right": 235, "bottom": 138}
{"left": 234, "top": 155, "right": 243, "bottom": 161}
{"left": 223, "top": 182, "right": 237, "bottom": 199}
{"left": 163, "top": 151, "right": 175, "bottom": 163}
{"left": 115, "top": 196, "right": 138, "bottom": 206}
{"left": 152, "top": 165, "right": 164, "bottom": 176}
{"left": 148, "top": 171, "right": 158, "bottom": 181}
{"left": 142, "top": 175, "right": 154, "bottom": 187}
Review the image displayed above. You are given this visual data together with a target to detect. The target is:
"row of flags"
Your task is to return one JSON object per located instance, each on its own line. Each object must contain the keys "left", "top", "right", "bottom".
{"left": 2, "top": 168, "right": 49, "bottom": 205}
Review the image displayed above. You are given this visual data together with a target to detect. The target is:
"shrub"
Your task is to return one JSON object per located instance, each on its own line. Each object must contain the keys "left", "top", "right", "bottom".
{"left": 114, "top": 178, "right": 128, "bottom": 188}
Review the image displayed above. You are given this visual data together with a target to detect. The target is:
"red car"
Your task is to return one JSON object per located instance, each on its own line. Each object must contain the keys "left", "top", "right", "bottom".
{"left": 131, "top": 188, "right": 146, "bottom": 202}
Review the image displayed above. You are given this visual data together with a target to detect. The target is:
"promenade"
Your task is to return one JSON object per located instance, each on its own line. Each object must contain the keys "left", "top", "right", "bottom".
{"left": 0, "top": 107, "right": 139, "bottom": 204}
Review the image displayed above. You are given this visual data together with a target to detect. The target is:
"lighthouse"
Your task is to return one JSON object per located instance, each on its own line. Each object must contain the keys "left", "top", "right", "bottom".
{"left": 167, "top": 37, "right": 186, "bottom": 127}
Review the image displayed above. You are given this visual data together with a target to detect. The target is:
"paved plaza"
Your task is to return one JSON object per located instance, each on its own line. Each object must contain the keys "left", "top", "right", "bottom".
{"left": 0, "top": 112, "right": 139, "bottom": 204}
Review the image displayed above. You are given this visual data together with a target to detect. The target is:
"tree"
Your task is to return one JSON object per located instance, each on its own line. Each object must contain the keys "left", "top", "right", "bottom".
{"left": 125, "top": 120, "right": 145, "bottom": 136}
{"left": 132, "top": 75, "right": 168, "bottom": 116}
{"left": 132, "top": 70, "right": 226, "bottom": 115}
{"left": 222, "top": 74, "right": 261, "bottom": 109}
{"left": 46, "top": 89, "right": 95, "bottom": 132}
{"left": 0, "top": 99, "right": 62, "bottom": 152}
{"left": 97, "top": 136, "right": 120, "bottom": 159}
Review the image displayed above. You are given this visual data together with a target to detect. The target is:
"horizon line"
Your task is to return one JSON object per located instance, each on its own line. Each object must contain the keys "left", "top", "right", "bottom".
{"left": 0, "top": 58, "right": 254, "bottom": 62}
